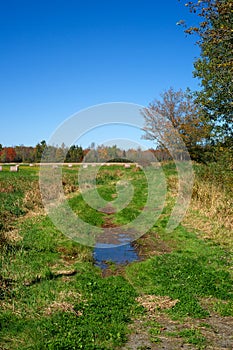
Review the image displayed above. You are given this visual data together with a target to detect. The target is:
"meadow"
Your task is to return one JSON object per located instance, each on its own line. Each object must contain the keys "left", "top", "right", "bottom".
{"left": 0, "top": 162, "right": 232, "bottom": 349}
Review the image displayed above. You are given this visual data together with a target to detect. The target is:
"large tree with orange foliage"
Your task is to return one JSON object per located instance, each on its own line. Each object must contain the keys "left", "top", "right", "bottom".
{"left": 142, "top": 87, "right": 210, "bottom": 161}
{"left": 0, "top": 147, "right": 17, "bottom": 162}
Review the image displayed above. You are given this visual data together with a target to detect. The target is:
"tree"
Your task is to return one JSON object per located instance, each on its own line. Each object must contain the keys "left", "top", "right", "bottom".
{"left": 34, "top": 140, "right": 47, "bottom": 162}
{"left": 15, "top": 145, "right": 35, "bottom": 163}
{"left": 141, "top": 87, "right": 210, "bottom": 161}
{"left": 66, "top": 145, "right": 83, "bottom": 162}
{"left": 55, "top": 147, "right": 65, "bottom": 162}
{"left": 179, "top": 0, "right": 233, "bottom": 144}
{"left": 1, "top": 147, "right": 17, "bottom": 162}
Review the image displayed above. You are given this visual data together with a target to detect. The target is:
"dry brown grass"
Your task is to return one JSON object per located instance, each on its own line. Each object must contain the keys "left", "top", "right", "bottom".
{"left": 183, "top": 169, "right": 233, "bottom": 249}
{"left": 166, "top": 175, "right": 179, "bottom": 197}
{"left": 0, "top": 184, "right": 15, "bottom": 193}
{"left": 165, "top": 162, "right": 233, "bottom": 249}
{"left": 136, "top": 295, "right": 179, "bottom": 314}
{"left": 44, "top": 301, "right": 78, "bottom": 315}
{"left": 44, "top": 290, "right": 84, "bottom": 316}
{"left": 191, "top": 180, "right": 233, "bottom": 229}
{"left": 4, "top": 229, "right": 22, "bottom": 242}
{"left": 23, "top": 185, "right": 43, "bottom": 211}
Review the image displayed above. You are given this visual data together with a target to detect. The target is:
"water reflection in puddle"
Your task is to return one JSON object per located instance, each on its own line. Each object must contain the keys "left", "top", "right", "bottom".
{"left": 93, "top": 234, "right": 139, "bottom": 269}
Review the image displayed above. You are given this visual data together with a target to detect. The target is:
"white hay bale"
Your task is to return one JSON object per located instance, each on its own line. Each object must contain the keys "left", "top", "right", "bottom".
{"left": 10, "top": 165, "right": 19, "bottom": 172}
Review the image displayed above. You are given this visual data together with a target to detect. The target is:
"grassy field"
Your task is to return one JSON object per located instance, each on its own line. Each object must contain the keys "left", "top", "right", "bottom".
{"left": 0, "top": 162, "right": 232, "bottom": 349}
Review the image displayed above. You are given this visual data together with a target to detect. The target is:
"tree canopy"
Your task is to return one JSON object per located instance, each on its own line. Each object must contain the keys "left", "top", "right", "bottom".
{"left": 180, "top": 0, "right": 233, "bottom": 144}
{"left": 141, "top": 87, "right": 210, "bottom": 161}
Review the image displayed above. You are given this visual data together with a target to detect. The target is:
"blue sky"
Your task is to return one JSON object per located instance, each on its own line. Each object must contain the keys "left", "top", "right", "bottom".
{"left": 0, "top": 0, "right": 200, "bottom": 148}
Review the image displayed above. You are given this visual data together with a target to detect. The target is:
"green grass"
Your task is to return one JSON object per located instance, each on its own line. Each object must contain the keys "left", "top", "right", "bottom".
{"left": 1, "top": 275, "right": 139, "bottom": 349}
{"left": 0, "top": 165, "right": 41, "bottom": 235}
{"left": 0, "top": 211, "right": 140, "bottom": 349}
{"left": 149, "top": 324, "right": 162, "bottom": 343}
{"left": 126, "top": 225, "right": 233, "bottom": 319}
{"left": 40, "top": 275, "right": 138, "bottom": 350}
{"left": 0, "top": 162, "right": 233, "bottom": 349}
{"left": 213, "top": 300, "right": 233, "bottom": 316}
{"left": 0, "top": 166, "right": 141, "bottom": 348}
{"left": 68, "top": 193, "right": 105, "bottom": 226}
{"left": 166, "top": 328, "right": 206, "bottom": 349}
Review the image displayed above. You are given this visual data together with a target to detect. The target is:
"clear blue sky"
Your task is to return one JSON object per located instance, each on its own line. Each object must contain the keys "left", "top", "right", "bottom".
{"left": 0, "top": 0, "right": 200, "bottom": 148}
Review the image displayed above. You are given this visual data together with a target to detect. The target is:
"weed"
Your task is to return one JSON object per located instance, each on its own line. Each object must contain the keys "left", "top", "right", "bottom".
{"left": 148, "top": 323, "right": 162, "bottom": 343}
{"left": 167, "top": 327, "right": 206, "bottom": 349}
{"left": 213, "top": 300, "right": 233, "bottom": 316}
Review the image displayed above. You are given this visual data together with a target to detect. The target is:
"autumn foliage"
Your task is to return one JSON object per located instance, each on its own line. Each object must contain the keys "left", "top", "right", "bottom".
{"left": 142, "top": 87, "right": 211, "bottom": 161}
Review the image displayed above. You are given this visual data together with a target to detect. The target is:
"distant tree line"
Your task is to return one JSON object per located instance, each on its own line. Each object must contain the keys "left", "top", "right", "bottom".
{"left": 0, "top": 141, "right": 174, "bottom": 164}
{"left": 0, "top": 138, "right": 228, "bottom": 165}
{"left": 0, "top": 141, "right": 84, "bottom": 163}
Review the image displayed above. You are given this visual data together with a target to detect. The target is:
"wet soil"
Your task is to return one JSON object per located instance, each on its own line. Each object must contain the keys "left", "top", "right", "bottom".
{"left": 93, "top": 204, "right": 171, "bottom": 273}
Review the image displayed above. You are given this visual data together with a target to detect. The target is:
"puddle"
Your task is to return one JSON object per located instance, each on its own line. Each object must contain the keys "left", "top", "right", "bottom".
{"left": 93, "top": 233, "right": 139, "bottom": 269}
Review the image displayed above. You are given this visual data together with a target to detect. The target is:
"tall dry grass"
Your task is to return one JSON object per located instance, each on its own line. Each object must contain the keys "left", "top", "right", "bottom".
{"left": 0, "top": 169, "right": 80, "bottom": 247}
{"left": 184, "top": 162, "right": 233, "bottom": 249}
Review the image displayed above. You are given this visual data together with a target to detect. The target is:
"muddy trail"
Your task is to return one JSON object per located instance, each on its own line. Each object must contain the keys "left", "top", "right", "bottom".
{"left": 93, "top": 206, "right": 233, "bottom": 349}
{"left": 93, "top": 203, "right": 170, "bottom": 274}
{"left": 93, "top": 203, "right": 140, "bottom": 270}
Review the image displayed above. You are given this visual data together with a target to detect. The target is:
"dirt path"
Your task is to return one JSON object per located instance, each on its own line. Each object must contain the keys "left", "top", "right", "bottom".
{"left": 120, "top": 311, "right": 233, "bottom": 349}
{"left": 96, "top": 205, "right": 233, "bottom": 349}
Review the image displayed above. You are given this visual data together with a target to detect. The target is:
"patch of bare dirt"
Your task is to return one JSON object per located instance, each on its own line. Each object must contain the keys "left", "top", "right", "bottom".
{"left": 134, "top": 232, "right": 172, "bottom": 259}
{"left": 198, "top": 316, "right": 233, "bottom": 349}
{"left": 120, "top": 313, "right": 198, "bottom": 350}
{"left": 100, "top": 203, "right": 116, "bottom": 215}
{"left": 101, "top": 265, "right": 126, "bottom": 278}
{"left": 120, "top": 299, "right": 233, "bottom": 350}
{"left": 57, "top": 246, "right": 81, "bottom": 262}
